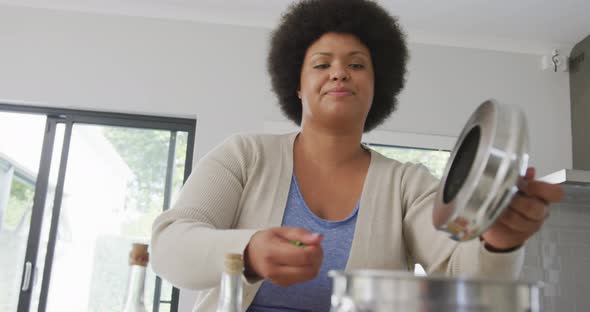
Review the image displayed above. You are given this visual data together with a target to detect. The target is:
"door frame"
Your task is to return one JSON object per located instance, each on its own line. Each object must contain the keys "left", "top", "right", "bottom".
{"left": 0, "top": 103, "right": 195, "bottom": 312}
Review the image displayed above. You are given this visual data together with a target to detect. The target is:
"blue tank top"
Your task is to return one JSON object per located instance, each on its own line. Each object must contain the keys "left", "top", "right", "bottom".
{"left": 247, "top": 175, "right": 359, "bottom": 312}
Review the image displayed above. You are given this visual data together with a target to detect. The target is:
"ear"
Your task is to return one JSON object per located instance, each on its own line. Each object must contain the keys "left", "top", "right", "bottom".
{"left": 297, "top": 89, "right": 301, "bottom": 99}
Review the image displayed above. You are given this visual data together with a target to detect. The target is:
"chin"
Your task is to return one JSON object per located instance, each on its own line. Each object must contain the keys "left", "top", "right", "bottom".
{"left": 323, "top": 114, "right": 365, "bottom": 130}
{"left": 325, "top": 103, "right": 367, "bottom": 118}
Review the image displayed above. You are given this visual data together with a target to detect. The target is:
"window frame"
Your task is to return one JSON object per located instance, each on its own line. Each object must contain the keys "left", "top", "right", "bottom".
{"left": 361, "top": 129, "right": 456, "bottom": 152}
{"left": 263, "top": 121, "right": 457, "bottom": 152}
{"left": 0, "top": 102, "right": 195, "bottom": 312}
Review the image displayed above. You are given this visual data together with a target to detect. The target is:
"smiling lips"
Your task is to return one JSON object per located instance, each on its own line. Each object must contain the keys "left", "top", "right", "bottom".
{"left": 326, "top": 87, "right": 354, "bottom": 97}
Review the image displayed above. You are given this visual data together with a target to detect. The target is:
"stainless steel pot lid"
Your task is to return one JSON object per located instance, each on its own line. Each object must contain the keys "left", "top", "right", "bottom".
{"left": 432, "top": 100, "right": 529, "bottom": 241}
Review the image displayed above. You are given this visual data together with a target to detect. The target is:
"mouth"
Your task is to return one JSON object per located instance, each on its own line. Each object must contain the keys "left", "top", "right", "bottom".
{"left": 325, "top": 87, "right": 354, "bottom": 97}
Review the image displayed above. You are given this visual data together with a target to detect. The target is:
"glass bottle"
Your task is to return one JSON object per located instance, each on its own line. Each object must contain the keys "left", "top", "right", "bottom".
{"left": 216, "top": 253, "right": 244, "bottom": 312}
{"left": 122, "top": 243, "right": 149, "bottom": 312}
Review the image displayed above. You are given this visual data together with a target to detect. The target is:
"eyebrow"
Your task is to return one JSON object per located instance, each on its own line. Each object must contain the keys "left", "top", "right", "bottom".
{"left": 311, "top": 51, "right": 369, "bottom": 57}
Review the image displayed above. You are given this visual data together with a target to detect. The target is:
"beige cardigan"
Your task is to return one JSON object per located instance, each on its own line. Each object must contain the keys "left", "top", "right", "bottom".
{"left": 151, "top": 132, "right": 524, "bottom": 311}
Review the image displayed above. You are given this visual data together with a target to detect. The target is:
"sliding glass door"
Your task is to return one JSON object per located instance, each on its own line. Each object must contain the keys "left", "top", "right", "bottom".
{"left": 0, "top": 104, "right": 195, "bottom": 312}
{"left": 0, "top": 112, "right": 58, "bottom": 312}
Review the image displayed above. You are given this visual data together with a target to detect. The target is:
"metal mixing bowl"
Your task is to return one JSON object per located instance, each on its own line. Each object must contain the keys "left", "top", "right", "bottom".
{"left": 329, "top": 270, "right": 540, "bottom": 312}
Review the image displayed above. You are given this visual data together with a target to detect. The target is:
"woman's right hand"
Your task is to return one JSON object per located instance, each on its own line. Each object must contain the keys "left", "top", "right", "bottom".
{"left": 243, "top": 227, "right": 324, "bottom": 287}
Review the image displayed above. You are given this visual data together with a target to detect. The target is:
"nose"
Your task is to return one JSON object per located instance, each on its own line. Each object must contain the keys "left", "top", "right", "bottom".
{"left": 330, "top": 64, "right": 349, "bottom": 81}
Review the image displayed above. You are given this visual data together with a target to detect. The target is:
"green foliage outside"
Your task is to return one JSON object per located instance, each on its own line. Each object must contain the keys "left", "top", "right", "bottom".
{"left": 4, "top": 179, "right": 34, "bottom": 231}
{"left": 101, "top": 127, "right": 187, "bottom": 238}
{"left": 102, "top": 128, "right": 168, "bottom": 213}
{"left": 368, "top": 145, "right": 451, "bottom": 179}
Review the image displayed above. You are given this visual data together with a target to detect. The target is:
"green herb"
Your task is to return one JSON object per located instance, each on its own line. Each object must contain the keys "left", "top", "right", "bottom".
{"left": 290, "top": 240, "right": 307, "bottom": 247}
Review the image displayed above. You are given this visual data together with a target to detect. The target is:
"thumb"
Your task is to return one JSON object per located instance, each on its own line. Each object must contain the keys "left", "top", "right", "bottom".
{"left": 273, "top": 227, "right": 323, "bottom": 246}
{"left": 525, "top": 167, "right": 536, "bottom": 180}
{"left": 518, "top": 167, "right": 536, "bottom": 192}
{"left": 299, "top": 232, "right": 323, "bottom": 245}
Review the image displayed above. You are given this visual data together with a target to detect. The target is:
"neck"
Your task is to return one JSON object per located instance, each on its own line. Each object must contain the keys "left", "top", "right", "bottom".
{"left": 295, "top": 123, "right": 368, "bottom": 169}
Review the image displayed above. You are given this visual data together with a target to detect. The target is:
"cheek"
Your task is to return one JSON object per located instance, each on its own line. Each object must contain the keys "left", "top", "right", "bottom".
{"left": 301, "top": 76, "right": 324, "bottom": 100}
{"left": 306, "top": 74, "right": 323, "bottom": 91}
{"left": 299, "top": 77, "right": 319, "bottom": 108}
{"left": 362, "top": 78, "right": 375, "bottom": 103}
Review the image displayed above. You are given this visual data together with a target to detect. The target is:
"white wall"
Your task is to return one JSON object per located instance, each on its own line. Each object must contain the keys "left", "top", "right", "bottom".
{"left": 0, "top": 5, "right": 572, "bottom": 311}
{"left": 389, "top": 43, "right": 572, "bottom": 176}
{"left": 0, "top": 5, "right": 278, "bottom": 160}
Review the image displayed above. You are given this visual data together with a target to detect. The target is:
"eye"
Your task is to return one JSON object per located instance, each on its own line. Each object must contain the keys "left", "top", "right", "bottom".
{"left": 349, "top": 63, "right": 365, "bottom": 69}
{"left": 313, "top": 64, "right": 330, "bottom": 69}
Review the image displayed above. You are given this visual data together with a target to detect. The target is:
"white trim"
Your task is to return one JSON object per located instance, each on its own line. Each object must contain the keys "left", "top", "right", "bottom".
{"left": 263, "top": 120, "right": 457, "bottom": 151}
{"left": 363, "top": 130, "right": 457, "bottom": 151}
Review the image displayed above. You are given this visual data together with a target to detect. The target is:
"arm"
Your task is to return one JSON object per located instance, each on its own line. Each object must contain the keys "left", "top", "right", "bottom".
{"left": 150, "top": 135, "right": 259, "bottom": 289}
{"left": 401, "top": 164, "right": 524, "bottom": 279}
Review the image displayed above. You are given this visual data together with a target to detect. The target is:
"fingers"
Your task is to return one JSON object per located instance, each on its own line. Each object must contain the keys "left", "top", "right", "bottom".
{"left": 266, "top": 227, "right": 324, "bottom": 266}
{"left": 524, "top": 167, "right": 536, "bottom": 180}
{"left": 519, "top": 180, "right": 565, "bottom": 204}
{"left": 482, "top": 221, "right": 529, "bottom": 250}
{"left": 478, "top": 167, "right": 561, "bottom": 251}
{"left": 498, "top": 206, "right": 543, "bottom": 234}
{"left": 268, "top": 240, "right": 323, "bottom": 267}
{"left": 498, "top": 191, "right": 548, "bottom": 235}
{"left": 518, "top": 167, "right": 565, "bottom": 204}
{"left": 272, "top": 227, "right": 324, "bottom": 245}
{"left": 509, "top": 193, "right": 549, "bottom": 221}
{"left": 256, "top": 238, "right": 323, "bottom": 286}
{"left": 266, "top": 263, "right": 322, "bottom": 287}
{"left": 269, "top": 227, "right": 324, "bottom": 266}
{"left": 244, "top": 227, "right": 324, "bottom": 286}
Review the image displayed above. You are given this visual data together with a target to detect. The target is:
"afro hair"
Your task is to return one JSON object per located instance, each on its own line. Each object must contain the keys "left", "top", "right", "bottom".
{"left": 267, "top": 0, "right": 409, "bottom": 132}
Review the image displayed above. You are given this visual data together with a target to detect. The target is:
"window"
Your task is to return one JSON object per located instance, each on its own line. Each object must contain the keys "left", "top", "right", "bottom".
{"left": 0, "top": 104, "right": 195, "bottom": 312}
{"left": 362, "top": 128, "right": 455, "bottom": 179}
{"left": 366, "top": 144, "right": 450, "bottom": 179}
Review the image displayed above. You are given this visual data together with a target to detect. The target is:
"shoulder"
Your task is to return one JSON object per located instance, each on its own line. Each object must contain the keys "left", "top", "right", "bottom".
{"left": 191, "top": 132, "right": 295, "bottom": 186}
{"left": 201, "top": 132, "right": 295, "bottom": 168}
{"left": 216, "top": 132, "right": 295, "bottom": 155}
{"left": 229, "top": 132, "right": 295, "bottom": 147}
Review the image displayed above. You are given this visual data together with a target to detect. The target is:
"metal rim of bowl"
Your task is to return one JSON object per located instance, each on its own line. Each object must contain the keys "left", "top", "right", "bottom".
{"left": 328, "top": 269, "right": 539, "bottom": 287}
{"left": 432, "top": 99, "right": 529, "bottom": 241}
{"left": 328, "top": 269, "right": 541, "bottom": 311}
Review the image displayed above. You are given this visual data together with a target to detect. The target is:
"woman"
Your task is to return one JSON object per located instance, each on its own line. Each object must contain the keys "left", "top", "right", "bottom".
{"left": 151, "top": 0, "right": 564, "bottom": 311}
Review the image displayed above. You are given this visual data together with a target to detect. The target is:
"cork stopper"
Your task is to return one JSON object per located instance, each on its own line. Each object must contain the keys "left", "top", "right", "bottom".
{"left": 224, "top": 253, "right": 243, "bottom": 274}
{"left": 129, "top": 243, "right": 149, "bottom": 267}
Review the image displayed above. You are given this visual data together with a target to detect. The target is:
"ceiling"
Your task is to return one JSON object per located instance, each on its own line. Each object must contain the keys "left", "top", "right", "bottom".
{"left": 1, "top": 0, "right": 589, "bottom": 55}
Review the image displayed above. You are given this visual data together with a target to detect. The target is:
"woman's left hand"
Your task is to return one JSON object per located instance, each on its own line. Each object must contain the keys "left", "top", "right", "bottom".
{"left": 480, "top": 167, "right": 565, "bottom": 252}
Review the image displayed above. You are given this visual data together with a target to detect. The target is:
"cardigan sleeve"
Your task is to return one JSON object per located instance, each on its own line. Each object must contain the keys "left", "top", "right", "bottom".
{"left": 151, "top": 134, "right": 260, "bottom": 290}
{"left": 401, "top": 164, "right": 524, "bottom": 279}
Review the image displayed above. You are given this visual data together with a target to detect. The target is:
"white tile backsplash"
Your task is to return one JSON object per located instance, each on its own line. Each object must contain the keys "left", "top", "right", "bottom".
{"left": 521, "top": 200, "right": 590, "bottom": 312}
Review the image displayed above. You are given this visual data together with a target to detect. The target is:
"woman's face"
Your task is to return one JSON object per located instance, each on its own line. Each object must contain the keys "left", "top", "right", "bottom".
{"left": 298, "top": 32, "right": 374, "bottom": 132}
